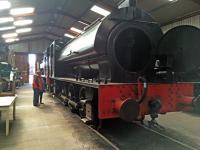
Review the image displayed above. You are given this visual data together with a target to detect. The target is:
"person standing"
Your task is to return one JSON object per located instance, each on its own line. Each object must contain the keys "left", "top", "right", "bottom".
{"left": 32, "top": 71, "right": 42, "bottom": 106}
{"left": 39, "top": 77, "right": 45, "bottom": 104}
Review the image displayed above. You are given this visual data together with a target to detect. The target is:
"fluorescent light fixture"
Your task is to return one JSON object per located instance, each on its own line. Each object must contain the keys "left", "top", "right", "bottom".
{"left": 5, "top": 38, "right": 19, "bottom": 43}
{"left": 90, "top": 5, "right": 111, "bottom": 17}
{"left": 10, "top": 7, "right": 35, "bottom": 16}
{"left": 64, "top": 33, "right": 75, "bottom": 38}
{"left": 0, "top": 17, "right": 14, "bottom": 24}
{"left": 70, "top": 27, "right": 83, "bottom": 34}
{"left": 2, "top": 33, "right": 18, "bottom": 38}
{"left": 16, "top": 28, "right": 32, "bottom": 33}
{"left": 0, "top": 26, "right": 16, "bottom": 31}
{"left": 0, "top": 1, "right": 11, "bottom": 10}
{"left": 14, "top": 19, "right": 33, "bottom": 26}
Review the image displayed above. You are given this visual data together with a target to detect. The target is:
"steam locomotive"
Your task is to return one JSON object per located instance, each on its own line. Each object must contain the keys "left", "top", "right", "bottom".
{"left": 42, "top": 3, "right": 200, "bottom": 126}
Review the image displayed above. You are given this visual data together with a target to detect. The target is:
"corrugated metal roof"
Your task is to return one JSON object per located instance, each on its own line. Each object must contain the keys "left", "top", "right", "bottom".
{"left": 0, "top": 0, "right": 199, "bottom": 44}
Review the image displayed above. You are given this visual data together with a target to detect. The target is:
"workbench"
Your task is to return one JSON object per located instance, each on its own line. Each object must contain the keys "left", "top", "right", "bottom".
{"left": 0, "top": 96, "right": 17, "bottom": 136}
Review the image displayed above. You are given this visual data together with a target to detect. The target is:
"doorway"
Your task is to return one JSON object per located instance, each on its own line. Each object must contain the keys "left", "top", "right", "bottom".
{"left": 28, "top": 54, "right": 36, "bottom": 84}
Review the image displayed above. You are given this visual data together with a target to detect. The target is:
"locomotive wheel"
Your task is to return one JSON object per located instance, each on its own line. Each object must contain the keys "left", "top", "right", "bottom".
{"left": 67, "top": 84, "right": 75, "bottom": 100}
{"left": 78, "top": 87, "right": 87, "bottom": 118}
{"left": 68, "top": 102, "right": 76, "bottom": 113}
{"left": 63, "top": 86, "right": 68, "bottom": 106}
{"left": 79, "top": 87, "right": 86, "bottom": 100}
{"left": 67, "top": 84, "right": 77, "bottom": 113}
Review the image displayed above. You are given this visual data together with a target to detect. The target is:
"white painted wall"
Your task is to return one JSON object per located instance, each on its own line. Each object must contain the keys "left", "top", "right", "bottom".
{"left": 162, "top": 14, "right": 200, "bottom": 33}
{"left": 8, "top": 39, "right": 52, "bottom": 53}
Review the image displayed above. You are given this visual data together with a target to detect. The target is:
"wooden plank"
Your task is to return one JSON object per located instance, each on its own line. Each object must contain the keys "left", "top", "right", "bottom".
{"left": 0, "top": 93, "right": 15, "bottom": 96}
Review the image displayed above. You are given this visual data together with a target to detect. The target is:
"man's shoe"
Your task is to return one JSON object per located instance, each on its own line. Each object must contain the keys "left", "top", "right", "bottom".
{"left": 41, "top": 102, "right": 44, "bottom": 104}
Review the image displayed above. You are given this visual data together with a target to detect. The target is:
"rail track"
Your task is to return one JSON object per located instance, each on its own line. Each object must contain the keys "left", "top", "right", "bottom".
{"left": 87, "top": 119, "right": 200, "bottom": 150}
{"left": 53, "top": 95, "right": 200, "bottom": 150}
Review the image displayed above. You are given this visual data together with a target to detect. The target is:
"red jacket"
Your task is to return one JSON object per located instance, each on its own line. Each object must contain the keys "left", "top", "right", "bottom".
{"left": 32, "top": 74, "right": 42, "bottom": 90}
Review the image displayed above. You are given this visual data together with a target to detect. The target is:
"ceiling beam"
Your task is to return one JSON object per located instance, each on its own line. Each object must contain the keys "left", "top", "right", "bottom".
{"left": 6, "top": 37, "right": 54, "bottom": 45}
{"left": 0, "top": 23, "right": 68, "bottom": 35}
{"left": 45, "top": 32, "right": 62, "bottom": 38}
{"left": 32, "top": 23, "right": 67, "bottom": 30}
{"left": 161, "top": 9, "right": 200, "bottom": 26}
{"left": 191, "top": 0, "right": 200, "bottom": 5}
{"left": 18, "top": 32, "right": 62, "bottom": 39}
{"left": 38, "top": 9, "right": 91, "bottom": 24}
{"left": 0, "top": 32, "right": 61, "bottom": 43}
{"left": 0, "top": 9, "right": 91, "bottom": 25}
{"left": 149, "top": 1, "right": 171, "bottom": 13}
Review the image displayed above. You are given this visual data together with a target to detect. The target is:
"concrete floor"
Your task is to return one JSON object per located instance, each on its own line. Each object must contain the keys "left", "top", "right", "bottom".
{"left": 0, "top": 85, "right": 114, "bottom": 150}
{"left": 101, "top": 116, "right": 200, "bottom": 150}
{"left": 1, "top": 84, "right": 200, "bottom": 150}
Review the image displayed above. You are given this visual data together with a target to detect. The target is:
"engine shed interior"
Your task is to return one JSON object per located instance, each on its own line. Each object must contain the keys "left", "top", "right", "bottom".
{"left": 0, "top": 0, "right": 200, "bottom": 150}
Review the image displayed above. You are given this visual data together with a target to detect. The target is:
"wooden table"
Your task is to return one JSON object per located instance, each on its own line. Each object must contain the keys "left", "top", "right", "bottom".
{"left": 0, "top": 96, "right": 17, "bottom": 136}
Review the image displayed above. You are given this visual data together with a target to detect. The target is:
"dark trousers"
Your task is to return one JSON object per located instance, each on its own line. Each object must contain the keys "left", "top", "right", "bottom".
{"left": 33, "top": 89, "right": 39, "bottom": 106}
{"left": 39, "top": 91, "right": 43, "bottom": 103}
